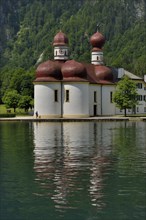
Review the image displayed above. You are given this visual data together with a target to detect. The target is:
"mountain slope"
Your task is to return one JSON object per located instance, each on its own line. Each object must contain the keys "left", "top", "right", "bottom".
{"left": 0, "top": 0, "right": 145, "bottom": 75}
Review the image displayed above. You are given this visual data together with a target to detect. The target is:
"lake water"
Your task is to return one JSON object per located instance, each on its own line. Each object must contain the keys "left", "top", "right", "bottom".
{"left": 0, "top": 121, "right": 146, "bottom": 220}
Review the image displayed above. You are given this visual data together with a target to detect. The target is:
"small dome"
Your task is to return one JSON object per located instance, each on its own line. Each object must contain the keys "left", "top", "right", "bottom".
{"left": 91, "top": 47, "right": 102, "bottom": 52}
{"left": 53, "top": 31, "right": 69, "bottom": 46}
{"left": 36, "top": 60, "right": 62, "bottom": 80}
{"left": 90, "top": 31, "right": 105, "bottom": 48}
{"left": 62, "top": 60, "right": 87, "bottom": 79}
{"left": 95, "top": 65, "right": 113, "bottom": 81}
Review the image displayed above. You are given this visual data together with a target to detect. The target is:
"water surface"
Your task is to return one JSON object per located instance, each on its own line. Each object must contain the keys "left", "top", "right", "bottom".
{"left": 0, "top": 121, "right": 146, "bottom": 220}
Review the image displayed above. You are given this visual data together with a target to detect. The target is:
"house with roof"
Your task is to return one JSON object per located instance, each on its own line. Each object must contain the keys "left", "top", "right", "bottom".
{"left": 34, "top": 29, "right": 146, "bottom": 118}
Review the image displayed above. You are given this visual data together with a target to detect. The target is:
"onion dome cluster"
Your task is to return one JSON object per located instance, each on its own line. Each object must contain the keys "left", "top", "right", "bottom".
{"left": 35, "top": 29, "right": 114, "bottom": 83}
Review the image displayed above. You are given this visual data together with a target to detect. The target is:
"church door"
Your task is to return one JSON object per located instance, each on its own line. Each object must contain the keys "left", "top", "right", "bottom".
{"left": 93, "top": 105, "right": 97, "bottom": 116}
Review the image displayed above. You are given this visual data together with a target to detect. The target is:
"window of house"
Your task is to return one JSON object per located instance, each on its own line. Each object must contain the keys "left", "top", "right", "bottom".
{"left": 137, "top": 95, "right": 142, "bottom": 101}
{"left": 144, "top": 107, "right": 146, "bottom": 112}
{"left": 65, "top": 90, "right": 69, "bottom": 102}
{"left": 97, "top": 56, "right": 99, "bottom": 60}
{"left": 94, "top": 91, "right": 97, "bottom": 103}
{"left": 143, "top": 95, "right": 146, "bottom": 101}
{"left": 137, "top": 107, "right": 139, "bottom": 112}
{"left": 139, "top": 95, "right": 142, "bottom": 101}
{"left": 136, "top": 83, "right": 142, "bottom": 89}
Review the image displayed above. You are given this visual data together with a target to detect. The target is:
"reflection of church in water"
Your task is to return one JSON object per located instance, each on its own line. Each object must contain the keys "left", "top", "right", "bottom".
{"left": 33, "top": 122, "right": 119, "bottom": 209}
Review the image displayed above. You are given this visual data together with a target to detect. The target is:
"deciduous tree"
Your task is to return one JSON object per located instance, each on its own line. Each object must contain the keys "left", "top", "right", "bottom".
{"left": 2, "top": 90, "right": 20, "bottom": 112}
{"left": 113, "top": 75, "right": 138, "bottom": 116}
{"left": 18, "top": 95, "right": 33, "bottom": 112}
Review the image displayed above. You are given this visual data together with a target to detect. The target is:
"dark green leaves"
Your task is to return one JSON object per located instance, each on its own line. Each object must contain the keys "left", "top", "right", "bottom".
{"left": 113, "top": 76, "right": 139, "bottom": 116}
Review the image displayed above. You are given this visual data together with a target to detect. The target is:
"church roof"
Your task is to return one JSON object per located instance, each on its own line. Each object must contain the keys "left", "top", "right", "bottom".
{"left": 35, "top": 30, "right": 141, "bottom": 85}
{"left": 34, "top": 60, "right": 114, "bottom": 84}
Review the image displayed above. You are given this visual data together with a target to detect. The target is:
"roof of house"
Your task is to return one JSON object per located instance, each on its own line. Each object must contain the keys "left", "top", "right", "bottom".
{"left": 124, "top": 70, "right": 142, "bottom": 80}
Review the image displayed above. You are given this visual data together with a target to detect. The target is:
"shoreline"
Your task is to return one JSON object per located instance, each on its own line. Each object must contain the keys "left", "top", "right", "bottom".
{"left": 0, "top": 116, "right": 146, "bottom": 122}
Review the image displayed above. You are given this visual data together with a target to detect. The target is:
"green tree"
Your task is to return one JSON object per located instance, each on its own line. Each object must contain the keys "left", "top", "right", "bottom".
{"left": 113, "top": 75, "right": 138, "bottom": 116}
{"left": 18, "top": 95, "right": 33, "bottom": 112}
{"left": 9, "top": 68, "right": 34, "bottom": 97}
{"left": 2, "top": 90, "right": 20, "bottom": 112}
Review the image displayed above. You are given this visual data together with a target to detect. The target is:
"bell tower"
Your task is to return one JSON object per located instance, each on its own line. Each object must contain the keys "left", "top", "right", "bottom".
{"left": 90, "top": 25, "right": 105, "bottom": 65}
{"left": 53, "top": 31, "right": 69, "bottom": 61}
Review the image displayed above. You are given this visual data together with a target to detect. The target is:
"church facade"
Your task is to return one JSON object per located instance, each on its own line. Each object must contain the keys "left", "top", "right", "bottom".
{"left": 34, "top": 29, "right": 146, "bottom": 118}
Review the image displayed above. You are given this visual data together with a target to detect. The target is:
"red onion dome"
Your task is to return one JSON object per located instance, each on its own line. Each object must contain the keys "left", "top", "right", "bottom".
{"left": 91, "top": 47, "right": 102, "bottom": 52}
{"left": 90, "top": 31, "right": 105, "bottom": 49}
{"left": 95, "top": 65, "right": 113, "bottom": 81}
{"left": 36, "top": 60, "right": 62, "bottom": 80}
{"left": 61, "top": 60, "right": 87, "bottom": 79}
{"left": 53, "top": 31, "right": 69, "bottom": 46}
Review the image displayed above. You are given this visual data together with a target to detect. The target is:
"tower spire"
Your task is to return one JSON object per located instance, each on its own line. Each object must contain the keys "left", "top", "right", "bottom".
{"left": 90, "top": 25, "right": 105, "bottom": 65}
{"left": 53, "top": 31, "right": 69, "bottom": 61}
{"left": 59, "top": 19, "right": 63, "bottom": 32}
{"left": 96, "top": 23, "right": 100, "bottom": 32}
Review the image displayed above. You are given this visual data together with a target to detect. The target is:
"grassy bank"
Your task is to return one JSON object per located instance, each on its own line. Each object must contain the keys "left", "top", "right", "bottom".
{"left": 0, "top": 105, "right": 6, "bottom": 114}
{"left": 0, "top": 105, "right": 15, "bottom": 117}
{"left": 0, "top": 104, "right": 145, "bottom": 118}
{"left": 0, "top": 104, "right": 33, "bottom": 116}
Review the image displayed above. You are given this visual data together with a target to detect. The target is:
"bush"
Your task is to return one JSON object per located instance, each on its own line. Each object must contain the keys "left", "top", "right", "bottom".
{"left": 0, "top": 114, "right": 16, "bottom": 118}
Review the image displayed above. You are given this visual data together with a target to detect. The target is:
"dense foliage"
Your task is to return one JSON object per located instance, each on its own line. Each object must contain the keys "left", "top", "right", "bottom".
{"left": 0, "top": 0, "right": 146, "bottom": 103}
{"left": 2, "top": 89, "right": 33, "bottom": 112}
{"left": 2, "top": 90, "right": 20, "bottom": 112}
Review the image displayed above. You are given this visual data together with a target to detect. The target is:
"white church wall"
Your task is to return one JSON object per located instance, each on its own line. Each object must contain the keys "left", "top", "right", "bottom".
{"left": 101, "top": 85, "right": 116, "bottom": 115}
{"left": 63, "top": 82, "right": 89, "bottom": 117}
{"left": 89, "top": 85, "right": 101, "bottom": 116}
{"left": 34, "top": 83, "right": 61, "bottom": 118}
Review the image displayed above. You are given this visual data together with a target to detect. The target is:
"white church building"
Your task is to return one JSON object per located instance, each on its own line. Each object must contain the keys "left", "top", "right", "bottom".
{"left": 34, "top": 29, "right": 146, "bottom": 118}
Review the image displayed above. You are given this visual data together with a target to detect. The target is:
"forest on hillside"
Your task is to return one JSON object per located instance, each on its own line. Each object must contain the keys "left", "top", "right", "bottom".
{"left": 0, "top": 0, "right": 146, "bottom": 103}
